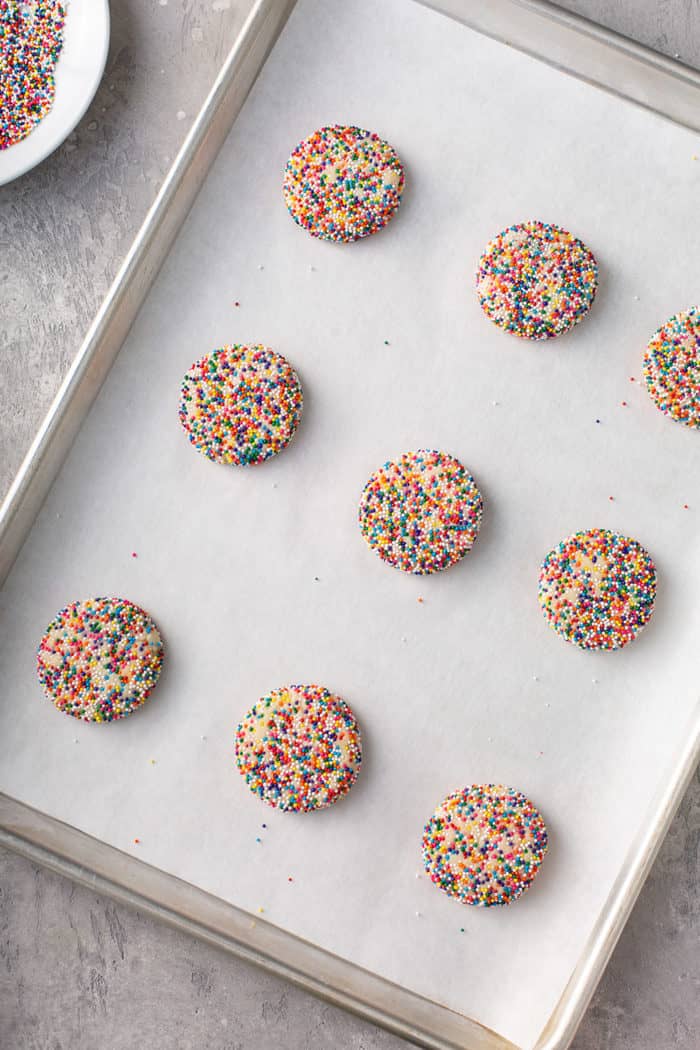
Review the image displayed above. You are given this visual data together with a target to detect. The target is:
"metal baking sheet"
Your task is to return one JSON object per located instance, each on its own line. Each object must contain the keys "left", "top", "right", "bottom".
{"left": 2, "top": 1, "right": 700, "bottom": 1048}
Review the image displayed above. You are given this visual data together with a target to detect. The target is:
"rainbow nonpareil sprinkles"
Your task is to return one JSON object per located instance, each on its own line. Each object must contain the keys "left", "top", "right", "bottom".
{"left": 235, "top": 684, "right": 362, "bottom": 812}
{"left": 358, "top": 450, "right": 483, "bottom": 575}
{"left": 283, "top": 125, "right": 405, "bottom": 243}
{"left": 643, "top": 307, "right": 700, "bottom": 428}
{"left": 178, "top": 344, "right": 303, "bottom": 466}
{"left": 37, "top": 598, "right": 164, "bottom": 722}
{"left": 422, "top": 785, "right": 548, "bottom": 907}
{"left": 475, "top": 220, "right": 598, "bottom": 340}
{"left": 1, "top": 0, "right": 66, "bottom": 151}
{"left": 538, "top": 528, "right": 656, "bottom": 650}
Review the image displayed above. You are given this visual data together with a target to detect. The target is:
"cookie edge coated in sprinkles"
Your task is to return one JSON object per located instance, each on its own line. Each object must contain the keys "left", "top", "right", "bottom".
{"left": 538, "top": 527, "right": 657, "bottom": 651}
{"left": 178, "top": 344, "right": 304, "bottom": 467}
{"left": 282, "top": 124, "right": 405, "bottom": 243}
{"left": 234, "top": 683, "right": 363, "bottom": 813}
{"left": 421, "top": 783, "right": 549, "bottom": 907}
{"left": 475, "top": 219, "right": 599, "bottom": 341}
{"left": 643, "top": 306, "right": 700, "bottom": 429}
{"left": 36, "top": 596, "right": 165, "bottom": 723}
{"left": 357, "top": 449, "right": 484, "bottom": 576}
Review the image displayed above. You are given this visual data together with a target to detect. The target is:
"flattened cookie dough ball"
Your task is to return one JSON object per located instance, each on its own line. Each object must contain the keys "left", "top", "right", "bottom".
{"left": 235, "top": 684, "right": 362, "bottom": 812}
{"left": 283, "top": 125, "right": 405, "bottom": 243}
{"left": 422, "top": 784, "right": 548, "bottom": 907}
{"left": 538, "top": 528, "right": 656, "bottom": 651}
{"left": 37, "top": 598, "right": 164, "bottom": 722}
{"left": 179, "top": 345, "right": 303, "bottom": 466}
{"left": 358, "top": 450, "right": 483, "bottom": 575}
{"left": 643, "top": 307, "right": 700, "bottom": 428}
{"left": 475, "top": 220, "right": 598, "bottom": 340}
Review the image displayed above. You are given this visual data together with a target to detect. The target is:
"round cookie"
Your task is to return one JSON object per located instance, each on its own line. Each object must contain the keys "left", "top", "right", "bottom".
{"left": 538, "top": 528, "right": 656, "bottom": 651}
{"left": 235, "top": 684, "right": 362, "bottom": 812}
{"left": 179, "top": 344, "right": 303, "bottom": 466}
{"left": 475, "top": 220, "right": 598, "bottom": 340}
{"left": 283, "top": 124, "right": 405, "bottom": 243}
{"left": 422, "top": 784, "right": 548, "bottom": 907}
{"left": 358, "top": 450, "right": 483, "bottom": 575}
{"left": 37, "top": 598, "right": 164, "bottom": 722}
{"left": 643, "top": 307, "right": 700, "bottom": 428}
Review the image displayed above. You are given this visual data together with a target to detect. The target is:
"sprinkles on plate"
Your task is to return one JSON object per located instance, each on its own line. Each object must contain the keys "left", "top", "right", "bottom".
{"left": 643, "top": 307, "right": 700, "bottom": 428}
{"left": 538, "top": 528, "right": 657, "bottom": 650}
{"left": 283, "top": 125, "right": 405, "bottom": 243}
{"left": 1, "top": 0, "right": 66, "bottom": 151}
{"left": 475, "top": 220, "right": 598, "bottom": 340}
{"left": 235, "top": 684, "right": 362, "bottom": 812}
{"left": 178, "top": 344, "right": 303, "bottom": 466}
{"left": 358, "top": 450, "right": 483, "bottom": 575}
{"left": 422, "top": 784, "right": 548, "bottom": 907}
{"left": 37, "top": 598, "right": 164, "bottom": 722}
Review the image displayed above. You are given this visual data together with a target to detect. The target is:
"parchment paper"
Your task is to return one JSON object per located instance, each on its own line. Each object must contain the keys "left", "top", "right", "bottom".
{"left": 2, "top": 1, "right": 700, "bottom": 1046}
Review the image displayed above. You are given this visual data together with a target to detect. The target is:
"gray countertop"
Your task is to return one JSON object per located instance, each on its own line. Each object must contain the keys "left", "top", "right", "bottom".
{"left": 1, "top": 2, "right": 698, "bottom": 1048}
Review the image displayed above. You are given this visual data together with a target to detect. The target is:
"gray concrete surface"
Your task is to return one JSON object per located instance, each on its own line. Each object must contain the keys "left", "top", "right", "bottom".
{"left": 1, "top": 2, "right": 698, "bottom": 1048}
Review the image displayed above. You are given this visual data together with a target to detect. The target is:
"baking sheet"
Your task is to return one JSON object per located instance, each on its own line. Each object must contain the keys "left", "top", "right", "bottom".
{"left": 1, "top": 0, "right": 700, "bottom": 1046}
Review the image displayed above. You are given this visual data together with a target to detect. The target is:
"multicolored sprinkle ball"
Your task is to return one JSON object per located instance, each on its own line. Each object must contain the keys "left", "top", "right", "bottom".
{"left": 178, "top": 345, "right": 303, "bottom": 466}
{"left": 422, "top": 784, "right": 548, "bottom": 907}
{"left": 538, "top": 528, "right": 657, "bottom": 650}
{"left": 475, "top": 220, "right": 598, "bottom": 340}
{"left": 1, "top": 0, "right": 66, "bottom": 151}
{"left": 37, "top": 598, "right": 164, "bottom": 722}
{"left": 358, "top": 450, "right": 483, "bottom": 575}
{"left": 643, "top": 307, "right": 700, "bottom": 428}
{"left": 283, "top": 125, "right": 405, "bottom": 243}
{"left": 235, "top": 684, "right": 362, "bottom": 812}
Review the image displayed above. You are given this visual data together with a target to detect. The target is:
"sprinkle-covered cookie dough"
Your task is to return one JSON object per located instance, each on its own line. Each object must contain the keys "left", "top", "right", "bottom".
{"left": 1, "top": 0, "right": 66, "bottom": 150}
{"left": 235, "top": 684, "right": 362, "bottom": 812}
{"left": 422, "top": 784, "right": 548, "bottom": 907}
{"left": 643, "top": 307, "right": 700, "bottom": 428}
{"left": 475, "top": 221, "right": 598, "bottom": 340}
{"left": 538, "top": 528, "right": 656, "bottom": 650}
{"left": 37, "top": 598, "right": 164, "bottom": 722}
{"left": 178, "top": 345, "right": 303, "bottom": 466}
{"left": 283, "top": 125, "right": 405, "bottom": 243}
{"left": 358, "top": 450, "right": 483, "bottom": 575}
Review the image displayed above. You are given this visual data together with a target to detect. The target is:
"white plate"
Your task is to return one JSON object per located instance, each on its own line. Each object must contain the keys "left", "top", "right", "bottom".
{"left": 0, "top": 0, "right": 110, "bottom": 186}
